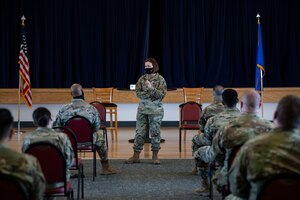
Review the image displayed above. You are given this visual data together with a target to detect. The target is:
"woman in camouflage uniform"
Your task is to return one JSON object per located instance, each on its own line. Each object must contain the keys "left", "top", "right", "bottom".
{"left": 126, "top": 58, "right": 167, "bottom": 165}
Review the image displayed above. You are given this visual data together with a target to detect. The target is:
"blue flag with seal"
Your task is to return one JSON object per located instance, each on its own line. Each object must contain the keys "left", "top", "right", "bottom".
{"left": 255, "top": 15, "right": 265, "bottom": 91}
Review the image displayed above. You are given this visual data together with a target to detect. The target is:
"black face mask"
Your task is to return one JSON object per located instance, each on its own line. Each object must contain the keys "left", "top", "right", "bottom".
{"left": 73, "top": 90, "right": 85, "bottom": 100}
{"left": 145, "top": 68, "right": 154, "bottom": 74}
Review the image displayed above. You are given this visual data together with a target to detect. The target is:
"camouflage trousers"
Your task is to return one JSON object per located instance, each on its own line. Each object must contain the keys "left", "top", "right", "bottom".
{"left": 194, "top": 146, "right": 215, "bottom": 186}
{"left": 93, "top": 129, "right": 107, "bottom": 160}
{"left": 193, "top": 145, "right": 214, "bottom": 163}
{"left": 191, "top": 133, "right": 206, "bottom": 155}
{"left": 133, "top": 112, "right": 164, "bottom": 152}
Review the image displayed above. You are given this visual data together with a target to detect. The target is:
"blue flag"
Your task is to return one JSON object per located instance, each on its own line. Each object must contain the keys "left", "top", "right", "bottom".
{"left": 255, "top": 20, "right": 265, "bottom": 91}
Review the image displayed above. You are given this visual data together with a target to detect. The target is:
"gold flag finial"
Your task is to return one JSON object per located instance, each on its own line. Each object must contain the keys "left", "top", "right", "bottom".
{"left": 21, "top": 15, "right": 26, "bottom": 26}
{"left": 256, "top": 13, "right": 260, "bottom": 24}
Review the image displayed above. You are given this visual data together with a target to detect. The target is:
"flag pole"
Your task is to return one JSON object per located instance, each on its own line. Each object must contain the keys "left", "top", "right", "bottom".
{"left": 256, "top": 13, "right": 264, "bottom": 118}
{"left": 18, "top": 75, "right": 21, "bottom": 137}
{"left": 17, "top": 15, "right": 26, "bottom": 137}
{"left": 260, "top": 70, "right": 264, "bottom": 117}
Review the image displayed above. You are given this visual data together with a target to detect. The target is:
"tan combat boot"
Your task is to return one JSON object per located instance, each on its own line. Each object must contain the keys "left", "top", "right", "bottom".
{"left": 194, "top": 178, "right": 209, "bottom": 196}
{"left": 152, "top": 150, "right": 160, "bottom": 165}
{"left": 100, "top": 160, "right": 117, "bottom": 175}
{"left": 191, "top": 159, "right": 198, "bottom": 175}
{"left": 191, "top": 167, "right": 198, "bottom": 175}
{"left": 125, "top": 151, "right": 141, "bottom": 164}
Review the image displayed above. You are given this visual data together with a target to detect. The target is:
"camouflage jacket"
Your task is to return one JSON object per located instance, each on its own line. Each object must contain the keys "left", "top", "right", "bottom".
{"left": 200, "top": 101, "right": 225, "bottom": 132}
{"left": 228, "top": 128, "right": 300, "bottom": 200}
{"left": 136, "top": 73, "right": 167, "bottom": 114}
{"left": 22, "top": 127, "right": 74, "bottom": 182}
{"left": 204, "top": 107, "right": 240, "bottom": 145}
{"left": 0, "top": 144, "right": 45, "bottom": 200}
{"left": 209, "top": 113, "right": 273, "bottom": 186}
{"left": 53, "top": 99, "right": 101, "bottom": 133}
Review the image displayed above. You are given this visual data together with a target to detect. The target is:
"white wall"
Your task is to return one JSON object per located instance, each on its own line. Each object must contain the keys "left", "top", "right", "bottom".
{"left": 1, "top": 102, "right": 277, "bottom": 123}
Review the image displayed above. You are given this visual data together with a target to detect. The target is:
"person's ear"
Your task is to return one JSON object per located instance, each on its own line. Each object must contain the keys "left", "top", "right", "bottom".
{"left": 273, "top": 111, "right": 278, "bottom": 121}
{"left": 273, "top": 110, "right": 279, "bottom": 127}
{"left": 8, "top": 127, "right": 14, "bottom": 140}
{"left": 259, "top": 101, "right": 262, "bottom": 108}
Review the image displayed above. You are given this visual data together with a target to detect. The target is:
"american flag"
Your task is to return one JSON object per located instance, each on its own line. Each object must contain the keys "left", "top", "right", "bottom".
{"left": 18, "top": 18, "right": 32, "bottom": 108}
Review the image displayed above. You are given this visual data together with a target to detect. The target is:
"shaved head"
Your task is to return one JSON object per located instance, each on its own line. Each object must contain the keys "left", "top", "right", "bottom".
{"left": 241, "top": 90, "right": 261, "bottom": 113}
{"left": 70, "top": 83, "right": 83, "bottom": 97}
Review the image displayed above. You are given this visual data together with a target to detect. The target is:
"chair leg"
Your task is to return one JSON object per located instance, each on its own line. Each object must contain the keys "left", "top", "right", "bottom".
{"left": 93, "top": 150, "right": 96, "bottom": 181}
{"left": 69, "top": 188, "right": 74, "bottom": 200}
{"left": 114, "top": 110, "right": 118, "bottom": 140}
{"left": 110, "top": 110, "right": 114, "bottom": 140}
{"left": 209, "top": 165, "right": 213, "bottom": 200}
{"left": 81, "top": 165, "right": 84, "bottom": 199}
{"left": 77, "top": 169, "right": 80, "bottom": 200}
{"left": 179, "top": 129, "right": 182, "bottom": 152}
{"left": 105, "top": 128, "right": 108, "bottom": 149}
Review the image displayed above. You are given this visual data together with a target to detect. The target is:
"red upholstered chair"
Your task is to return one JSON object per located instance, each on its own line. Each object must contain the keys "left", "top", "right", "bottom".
{"left": 90, "top": 101, "right": 108, "bottom": 149}
{"left": 208, "top": 160, "right": 220, "bottom": 200}
{"left": 24, "top": 142, "right": 74, "bottom": 200}
{"left": 258, "top": 175, "right": 300, "bottom": 200}
{"left": 0, "top": 173, "right": 29, "bottom": 200}
{"left": 222, "top": 145, "right": 242, "bottom": 199}
{"left": 53, "top": 126, "right": 84, "bottom": 199}
{"left": 179, "top": 101, "right": 202, "bottom": 152}
{"left": 65, "top": 115, "right": 97, "bottom": 181}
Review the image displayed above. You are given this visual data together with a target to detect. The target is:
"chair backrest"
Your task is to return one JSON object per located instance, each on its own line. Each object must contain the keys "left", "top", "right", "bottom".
{"left": 179, "top": 102, "right": 202, "bottom": 124}
{"left": 0, "top": 173, "right": 29, "bottom": 200}
{"left": 228, "top": 145, "right": 242, "bottom": 169}
{"left": 258, "top": 175, "right": 300, "bottom": 200}
{"left": 93, "top": 87, "right": 113, "bottom": 103}
{"left": 222, "top": 145, "right": 243, "bottom": 199}
{"left": 53, "top": 126, "right": 79, "bottom": 166}
{"left": 183, "top": 87, "right": 204, "bottom": 104}
{"left": 90, "top": 101, "right": 106, "bottom": 124}
{"left": 24, "top": 142, "right": 66, "bottom": 185}
{"left": 65, "top": 115, "right": 94, "bottom": 145}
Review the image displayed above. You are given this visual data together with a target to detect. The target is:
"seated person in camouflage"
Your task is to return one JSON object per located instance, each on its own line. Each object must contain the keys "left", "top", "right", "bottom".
{"left": 203, "top": 89, "right": 240, "bottom": 146}
{"left": 226, "top": 95, "right": 300, "bottom": 200}
{"left": 199, "top": 85, "right": 225, "bottom": 132}
{"left": 194, "top": 90, "right": 273, "bottom": 196}
{"left": 0, "top": 108, "right": 45, "bottom": 200}
{"left": 192, "top": 89, "right": 240, "bottom": 191}
{"left": 53, "top": 83, "right": 116, "bottom": 175}
{"left": 22, "top": 107, "right": 74, "bottom": 187}
{"left": 191, "top": 85, "right": 225, "bottom": 174}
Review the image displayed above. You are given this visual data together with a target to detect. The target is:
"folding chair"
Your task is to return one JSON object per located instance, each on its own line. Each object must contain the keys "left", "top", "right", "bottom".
{"left": 222, "top": 145, "right": 242, "bottom": 199}
{"left": 90, "top": 101, "right": 108, "bottom": 149}
{"left": 0, "top": 173, "right": 29, "bottom": 200}
{"left": 208, "top": 160, "right": 219, "bottom": 200}
{"left": 24, "top": 142, "right": 74, "bottom": 200}
{"left": 258, "top": 175, "right": 300, "bottom": 200}
{"left": 179, "top": 101, "right": 202, "bottom": 152}
{"left": 66, "top": 115, "right": 97, "bottom": 181}
{"left": 53, "top": 126, "right": 84, "bottom": 199}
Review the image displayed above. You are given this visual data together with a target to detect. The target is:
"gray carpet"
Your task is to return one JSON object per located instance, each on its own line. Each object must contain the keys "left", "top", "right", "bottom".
{"left": 70, "top": 159, "right": 221, "bottom": 200}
